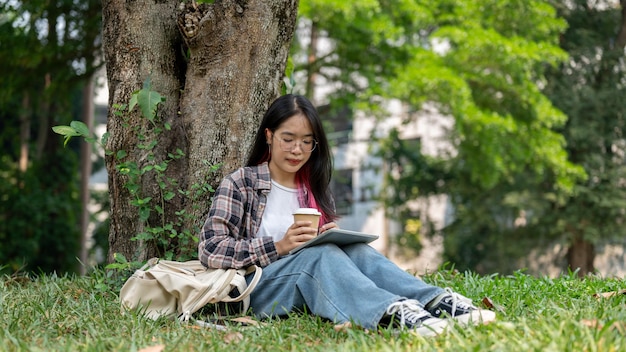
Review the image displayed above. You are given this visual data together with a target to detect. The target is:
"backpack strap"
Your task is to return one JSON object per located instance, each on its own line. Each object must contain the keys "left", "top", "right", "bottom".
{"left": 179, "top": 264, "right": 262, "bottom": 321}
{"left": 220, "top": 265, "right": 263, "bottom": 310}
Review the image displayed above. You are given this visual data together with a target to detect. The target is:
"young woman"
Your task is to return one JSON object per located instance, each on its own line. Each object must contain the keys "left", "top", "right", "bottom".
{"left": 198, "top": 94, "right": 495, "bottom": 336}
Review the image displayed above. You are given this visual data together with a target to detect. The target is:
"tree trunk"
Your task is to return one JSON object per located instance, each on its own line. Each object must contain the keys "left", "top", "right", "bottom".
{"left": 306, "top": 21, "right": 318, "bottom": 99}
{"left": 617, "top": 0, "right": 626, "bottom": 48}
{"left": 565, "top": 1, "right": 625, "bottom": 278}
{"left": 567, "top": 236, "right": 595, "bottom": 277}
{"left": 177, "top": 0, "right": 299, "bottom": 238}
{"left": 79, "top": 75, "right": 94, "bottom": 275}
{"left": 18, "top": 92, "right": 30, "bottom": 173}
{"left": 102, "top": 0, "right": 186, "bottom": 262}
{"left": 102, "top": 0, "right": 298, "bottom": 263}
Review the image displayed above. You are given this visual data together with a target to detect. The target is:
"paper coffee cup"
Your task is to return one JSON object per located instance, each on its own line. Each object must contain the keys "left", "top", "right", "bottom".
{"left": 293, "top": 208, "right": 322, "bottom": 233}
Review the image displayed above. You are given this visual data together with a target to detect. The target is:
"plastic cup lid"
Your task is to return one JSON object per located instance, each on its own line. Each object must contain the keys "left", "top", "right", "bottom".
{"left": 293, "top": 208, "right": 321, "bottom": 216}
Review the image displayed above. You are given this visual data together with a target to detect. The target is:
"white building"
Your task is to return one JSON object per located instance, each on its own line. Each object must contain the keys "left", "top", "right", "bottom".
{"left": 323, "top": 100, "right": 454, "bottom": 274}
{"left": 324, "top": 99, "right": 626, "bottom": 277}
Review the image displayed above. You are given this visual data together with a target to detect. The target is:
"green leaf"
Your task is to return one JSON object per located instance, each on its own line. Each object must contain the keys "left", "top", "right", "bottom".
{"left": 133, "top": 197, "right": 152, "bottom": 206}
{"left": 113, "top": 253, "right": 128, "bottom": 264}
{"left": 101, "top": 132, "right": 109, "bottom": 145}
{"left": 52, "top": 125, "right": 81, "bottom": 137}
{"left": 132, "top": 231, "right": 152, "bottom": 241}
{"left": 105, "top": 262, "right": 127, "bottom": 270}
{"left": 127, "top": 183, "right": 139, "bottom": 194}
{"left": 154, "top": 163, "right": 167, "bottom": 172}
{"left": 70, "top": 121, "right": 90, "bottom": 137}
{"left": 139, "top": 207, "right": 150, "bottom": 221}
{"left": 128, "top": 91, "right": 138, "bottom": 112}
{"left": 129, "top": 77, "right": 166, "bottom": 121}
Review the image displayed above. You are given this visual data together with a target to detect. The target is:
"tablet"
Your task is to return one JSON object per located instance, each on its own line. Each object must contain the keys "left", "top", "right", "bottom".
{"left": 289, "top": 228, "right": 379, "bottom": 255}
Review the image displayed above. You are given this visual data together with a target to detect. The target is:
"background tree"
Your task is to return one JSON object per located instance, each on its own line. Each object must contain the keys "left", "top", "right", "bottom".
{"left": 296, "top": 0, "right": 582, "bottom": 187}
{"left": 431, "top": 0, "right": 626, "bottom": 275}
{"left": 381, "top": 0, "right": 626, "bottom": 276}
{"left": 293, "top": 0, "right": 587, "bottom": 272}
{"left": 538, "top": 0, "right": 626, "bottom": 275}
{"left": 384, "top": 0, "right": 588, "bottom": 273}
{"left": 0, "top": 0, "right": 102, "bottom": 274}
{"left": 101, "top": 0, "right": 299, "bottom": 263}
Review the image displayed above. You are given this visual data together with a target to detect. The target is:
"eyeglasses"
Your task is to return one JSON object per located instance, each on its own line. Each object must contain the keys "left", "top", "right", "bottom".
{"left": 272, "top": 134, "right": 318, "bottom": 153}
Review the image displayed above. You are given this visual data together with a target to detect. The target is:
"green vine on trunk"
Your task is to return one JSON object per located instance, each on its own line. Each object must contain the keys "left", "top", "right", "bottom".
{"left": 53, "top": 77, "right": 217, "bottom": 270}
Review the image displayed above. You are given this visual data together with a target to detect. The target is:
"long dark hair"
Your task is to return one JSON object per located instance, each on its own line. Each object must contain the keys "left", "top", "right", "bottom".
{"left": 246, "top": 94, "right": 337, "bottom": 223}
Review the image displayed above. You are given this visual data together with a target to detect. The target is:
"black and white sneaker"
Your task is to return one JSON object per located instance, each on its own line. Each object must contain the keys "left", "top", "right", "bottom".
{"left": 426, "top": 288, "right": 496, "bottom": 326}
{"left": 384, "top": 299, "right": 450, "bottom": 336}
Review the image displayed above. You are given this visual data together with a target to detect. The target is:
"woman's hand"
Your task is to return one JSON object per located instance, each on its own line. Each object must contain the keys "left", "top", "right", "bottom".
{"left": 274, "top": 220, "right": 318, "bottom": 256}
{"left": 319, "top": 222, "right": 339, "bottom": 233}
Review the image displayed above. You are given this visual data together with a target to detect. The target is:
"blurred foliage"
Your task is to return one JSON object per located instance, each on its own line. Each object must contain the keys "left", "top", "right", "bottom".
{"left": 296, "top": 0, "right": 584, "bottom": 193}
{"left": 0, "top": 149, "right": 81, "bottom": 274}
{"left": 427, "top": 0, "right": 626, "bottom": 274}
{"left": 441, "top": 0, "right": 626, "bottom": 274}
{"left": 295, "top": 1, "right": 585, "bottom": 271}
{"left": 0, "top": 0, "right": 102, "bottom": 274}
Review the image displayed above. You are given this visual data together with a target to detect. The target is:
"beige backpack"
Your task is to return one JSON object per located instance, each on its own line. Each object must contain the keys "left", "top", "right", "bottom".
{"left": 119, "top": 258, "right": 262, "bottom": 321}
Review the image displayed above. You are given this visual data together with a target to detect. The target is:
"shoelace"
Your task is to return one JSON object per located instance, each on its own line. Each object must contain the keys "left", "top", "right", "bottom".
{"left": 442, "top": 288, "right": 475, "bottom": 317}
{"left": 386, "top": 299, "right": 431, "bottom": 327}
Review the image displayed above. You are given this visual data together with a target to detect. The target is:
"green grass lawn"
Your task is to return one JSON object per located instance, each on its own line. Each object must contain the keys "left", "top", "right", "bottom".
{"left": 1, "top": 266, "right": 624, "bottom": 351}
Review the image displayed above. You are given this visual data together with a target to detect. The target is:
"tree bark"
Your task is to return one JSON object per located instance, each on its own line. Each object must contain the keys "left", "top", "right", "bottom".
{"left": 178, "top": 0, "right": 299, "bottom": 237}
{"left": 567, "top": 235, "right": 595, "bottom": 277}
{"left": 18, "top": 92, "right": 30, "bottom": 173}
{"left": 564, "top": 1, "right": 625, "bottom": 277}
{"left": 79, "top": 75, "right": 94, "bottom": 275}
{"left": 102, "top": 0, "right": 298, "bottom": 263}
{"left": 617, "top": 0, "right": 626, "bottom": 48}
{"left": 102, "top": 0, "right": 185, "bottom": 262}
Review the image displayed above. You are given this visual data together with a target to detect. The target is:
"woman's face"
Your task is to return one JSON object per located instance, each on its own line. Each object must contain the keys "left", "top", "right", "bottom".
{"left": 265, "top": 114, "right": 314, "bottom": 184}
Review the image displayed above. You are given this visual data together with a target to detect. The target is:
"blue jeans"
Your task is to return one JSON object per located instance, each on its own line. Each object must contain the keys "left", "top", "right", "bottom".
{"left": 246, "top": 243, "right": 444, "bottom": 330}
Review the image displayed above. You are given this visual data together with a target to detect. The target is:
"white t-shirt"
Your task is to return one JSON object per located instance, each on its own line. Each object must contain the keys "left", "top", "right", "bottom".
{"left": 258, "top": 180, "right": 299, "bottom": 242}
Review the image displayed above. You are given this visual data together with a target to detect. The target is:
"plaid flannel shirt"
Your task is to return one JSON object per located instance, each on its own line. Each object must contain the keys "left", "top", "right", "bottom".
{"left": 200, "top": 162, "right": 321, "bottom": 269}
{"left": 198, "top": 162, "right": 274, "bottom": 269}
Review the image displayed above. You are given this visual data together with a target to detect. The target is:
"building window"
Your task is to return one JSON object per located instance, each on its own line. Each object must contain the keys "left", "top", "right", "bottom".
{"left": 318, "top": 104, "right": 352, "bottom": 145}
{"left": 331, "top": 168, "right": 353, "bottom": 215}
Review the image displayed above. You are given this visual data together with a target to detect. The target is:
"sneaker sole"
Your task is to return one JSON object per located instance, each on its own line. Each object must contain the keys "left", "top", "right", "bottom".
{"left": 411, "top": 319, "right": 451, "bottom": 337}
{"left": 454, "top": 309, "right": 496, "bottom": 326}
